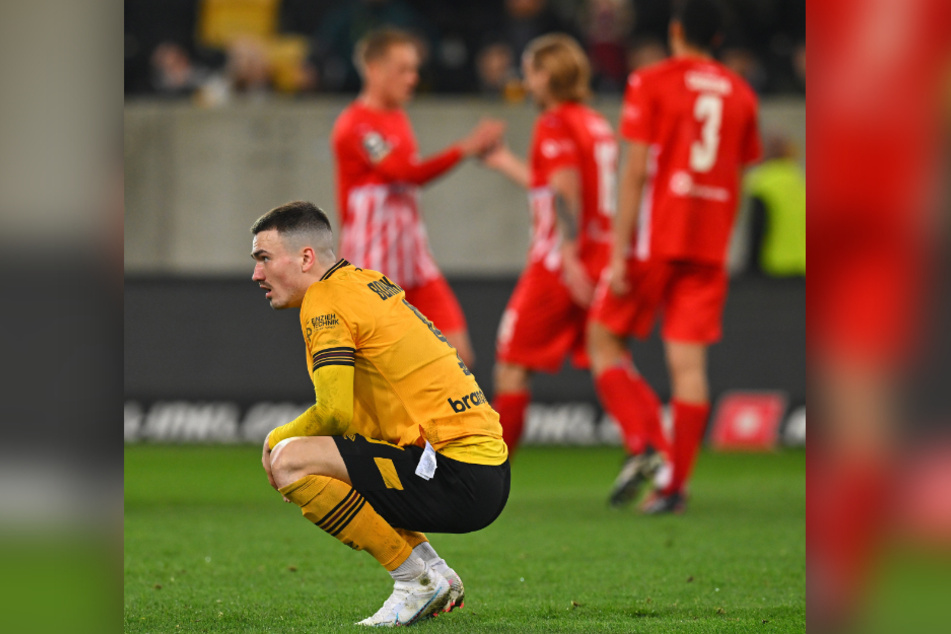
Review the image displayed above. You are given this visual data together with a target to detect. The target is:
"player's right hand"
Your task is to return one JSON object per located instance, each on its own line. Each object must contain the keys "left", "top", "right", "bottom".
{"left": 607, "top": 256, "right": 629, "bottom": 296}
{"left": 460, "top": 118, "right": 506, "bottom": 157}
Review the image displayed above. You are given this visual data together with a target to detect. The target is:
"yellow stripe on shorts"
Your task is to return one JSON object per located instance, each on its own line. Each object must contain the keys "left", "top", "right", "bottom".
{"left": 373, "top": 457, "right": 404, "bottom": 490}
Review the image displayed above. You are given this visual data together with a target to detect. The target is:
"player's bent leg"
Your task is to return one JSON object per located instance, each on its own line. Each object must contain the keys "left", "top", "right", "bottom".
{"left": 588, "top": 321, "right": 669, "bottom": 507}
{"left": 492, "top": 362, "right": 532, "bottom": 454}
{"left": 268, "top": 436, "right": 452, "bottom": 623}
{"left": 269, "top": 436, "right": 351, "bottom": 489}
{"left": 271, "top": 439, "right": 451, "bottom": 625}
{"left": 330, "top": 434, "right": 508, "bottom": 622}
{"left": 662, "top": 340, "right": 712, "bottom": 507}
{"left": 588, "top": 320, "right": 666, "bottom": 457}
{"left": 586, "top": 320, "right": 629, "bottom": 376}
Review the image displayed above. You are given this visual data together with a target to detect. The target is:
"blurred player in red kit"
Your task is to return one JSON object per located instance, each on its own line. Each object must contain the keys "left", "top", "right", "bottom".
{"left": 587, "top": 0, "right": 761, "bottom": 512}
{"left": 480, "top": 34, "right": 618, "bottom": 454}
{"left": 331, "top": 28, "right": 505, "bottom": 367}
{"left": 809, "top": 0, "right": 951, "bottom": 630}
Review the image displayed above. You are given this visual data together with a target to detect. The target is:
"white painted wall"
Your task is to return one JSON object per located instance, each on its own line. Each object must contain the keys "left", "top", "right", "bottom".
{"left": 124, "top": 97, "right": 805, "bottom": 276}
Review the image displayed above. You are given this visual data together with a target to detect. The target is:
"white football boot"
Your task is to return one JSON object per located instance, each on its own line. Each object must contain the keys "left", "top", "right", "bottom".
{"left": 356, "top": 564, "right": 450, "bottom": 627}
{"left": 429, "top": 560, "right": 465, "bottom": 614}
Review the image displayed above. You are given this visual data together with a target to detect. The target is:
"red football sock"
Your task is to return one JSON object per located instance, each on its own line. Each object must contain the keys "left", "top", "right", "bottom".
{"left": 595, "top": 366, "right": 667, "bottom": 456}
{"left": 493, "top": 390, "right": 530, "bottom": 455}
{"left": 666, "top": 400, "right": 710, "bottom": 495}
{"left": 808, "top": 452, "right": 891, "bottom": 631}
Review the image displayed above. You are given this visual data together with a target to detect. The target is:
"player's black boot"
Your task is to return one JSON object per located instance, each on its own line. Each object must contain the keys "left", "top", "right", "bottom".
{"left": 608, "top": 447, "right": 664, "bottom": 508}
{"left": 640, "top": 490, "right": 686, "bottom": 515}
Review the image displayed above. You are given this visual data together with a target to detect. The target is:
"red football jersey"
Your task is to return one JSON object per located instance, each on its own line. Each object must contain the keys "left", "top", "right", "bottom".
{"left": 810, "top": 0, "right": 951, "bottom": 217}
{"left": 620, "top": 57, "right": 761, "bottom": 265}
{"left": 528, "top": 102, "right": 617, "bottom": 278}
{"left": 331, "top": 102, "right": 463, "bottom": 288}
{"left": 808, "top": 0, "right": 951, "bottom": 364}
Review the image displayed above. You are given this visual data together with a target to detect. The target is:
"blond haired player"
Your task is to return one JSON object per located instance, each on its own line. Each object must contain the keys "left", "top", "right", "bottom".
{"left": 480, "top": 34, "right": 618, "bottom": 455}
{"left": 253, "top": 201, "right": 509, "bottom": 627}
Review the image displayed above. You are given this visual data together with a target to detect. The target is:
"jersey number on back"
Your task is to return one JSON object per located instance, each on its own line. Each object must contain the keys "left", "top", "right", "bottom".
{"left": 690, "top": 94, "right": 723, "bottom": 173}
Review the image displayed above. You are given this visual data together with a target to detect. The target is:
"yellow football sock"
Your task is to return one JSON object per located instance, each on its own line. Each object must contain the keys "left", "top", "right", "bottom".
{"left": 394, "top": 528, "right": 429, "bottom": 550}
{"left": 279, "top": 475, "right": 412, "bottom": 571}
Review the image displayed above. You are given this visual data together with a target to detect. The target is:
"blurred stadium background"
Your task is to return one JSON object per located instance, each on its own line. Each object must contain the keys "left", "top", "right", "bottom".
{"left": 124, "top": 0, "right": 805, "bottom": 450}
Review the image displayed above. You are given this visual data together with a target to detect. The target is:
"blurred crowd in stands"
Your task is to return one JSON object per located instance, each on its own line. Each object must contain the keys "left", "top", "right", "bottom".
{"left": 125, "top": 0, "right": 805, "bottom": 104}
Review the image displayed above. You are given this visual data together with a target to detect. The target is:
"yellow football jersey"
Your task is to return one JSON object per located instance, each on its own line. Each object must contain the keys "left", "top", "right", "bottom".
{"left": 298, "top": 260, "right": 506, "bottom": 465}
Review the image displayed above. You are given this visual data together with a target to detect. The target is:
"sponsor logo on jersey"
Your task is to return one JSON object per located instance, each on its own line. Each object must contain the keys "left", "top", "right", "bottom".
{"left": 362, "top": 131, "right": 392, "bottom": 163}
{"left": 305, "top": 313, "right": 340, "bottom": 345}
{"left": 447, "top": 389, "right": 489, "bottom": 413}
{"left": 669, "top": 170, "right": 729, "bottom": 202}
{"left": 586, "top": 118, "right": 613, "bottom": 137}
{"left": 310, "top": 313, "right": 339, "bottom": 330}
{"left": 540, "top": 139, "right": 573, "bottom": 158}
{"left": 367, "top": 276, "right": 402, "bottom": 300}
{"left": 621, "top": 103, "right": 643, "bottom": 123}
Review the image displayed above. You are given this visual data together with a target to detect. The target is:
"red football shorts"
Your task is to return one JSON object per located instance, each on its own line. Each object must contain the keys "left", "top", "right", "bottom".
{"left": 496, "top": 262, "right": 590, "bottom": 372}
{"left": 403, "top": 275, "right": 468, "bottom": 335}
{"left": 590, "top": 259, "right": 729, "bottom": 344}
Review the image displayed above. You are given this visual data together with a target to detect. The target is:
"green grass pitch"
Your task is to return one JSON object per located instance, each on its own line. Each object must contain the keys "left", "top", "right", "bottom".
{"left": 125, "top": 445, "right": 804, "bottom": 633}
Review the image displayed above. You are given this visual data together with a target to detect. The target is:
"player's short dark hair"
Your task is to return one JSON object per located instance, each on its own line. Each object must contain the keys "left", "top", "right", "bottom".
{"left": 672, "top": 0, "right": 724, "bottom": 50}
{"left": 250, "top": 201, "right": 333, "bottom": 237}
{"left": 354, "top": 27, "right": 419, "bottom": 72}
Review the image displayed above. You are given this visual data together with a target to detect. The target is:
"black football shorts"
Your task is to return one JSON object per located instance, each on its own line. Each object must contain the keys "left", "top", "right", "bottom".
{"left": 332, "top": 433, "right": 510, "bottom": 533}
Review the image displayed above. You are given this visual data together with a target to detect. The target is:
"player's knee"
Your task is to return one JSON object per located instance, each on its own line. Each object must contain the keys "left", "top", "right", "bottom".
{"left": 494, "top": 362, "right": 529, "bottom": 393}
{"left": 271, "top": 436, "right": 340, "bottom": 488}
{"left": 670, "top": 368, "right": 708, "bottom": 403}
{"left": 269, "top": 438, "right": 301, "bottom": 487}
{"left": 270, "top": 437, "right": 319, "bottom": 488}
{"left": 587, "top": 322, "right": 623, "bottom": 372}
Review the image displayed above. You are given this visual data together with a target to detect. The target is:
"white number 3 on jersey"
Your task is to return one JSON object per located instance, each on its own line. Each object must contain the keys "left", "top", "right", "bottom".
{"left": 690, "top": 94, "right": 723, "bottom": 173}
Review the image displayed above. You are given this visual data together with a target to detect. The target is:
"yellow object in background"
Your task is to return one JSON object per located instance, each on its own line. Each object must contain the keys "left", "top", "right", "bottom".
{"left": 198, "top": 0, "right": 280, "bottom": 49}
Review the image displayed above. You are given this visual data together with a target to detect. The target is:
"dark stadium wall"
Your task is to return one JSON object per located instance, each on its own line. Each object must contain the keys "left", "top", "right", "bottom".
{"left": 125, "top": 275, "right": 804, "bottom": 444}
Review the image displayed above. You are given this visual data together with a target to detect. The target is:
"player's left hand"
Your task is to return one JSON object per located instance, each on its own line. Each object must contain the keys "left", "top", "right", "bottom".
{"left": 607, "top": 255, "right": 630, "bottom": 296}
{"left": 262, "top": 435, "right": 290, "bottom": 501}
{"left": 480, "top": 143, "right": 512, "bottom": 169}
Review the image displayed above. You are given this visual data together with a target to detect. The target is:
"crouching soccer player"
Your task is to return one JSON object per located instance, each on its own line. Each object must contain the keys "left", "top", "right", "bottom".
{"left": 252, "top": 201, "right": 510, "bottom": 626}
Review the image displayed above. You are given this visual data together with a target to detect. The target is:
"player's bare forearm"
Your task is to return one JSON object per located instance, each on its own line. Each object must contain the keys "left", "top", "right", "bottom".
{"left": 550, "top": 168, "right": 581, "bottom": 240}
{"left": 549, "top": 168, "right": 593, "bottom": 304}
{"left": 614, "top": 141, "right": 649, "bottom": 261}
{"left": 481, "top": 145, "right": 530, "bottom": 188}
